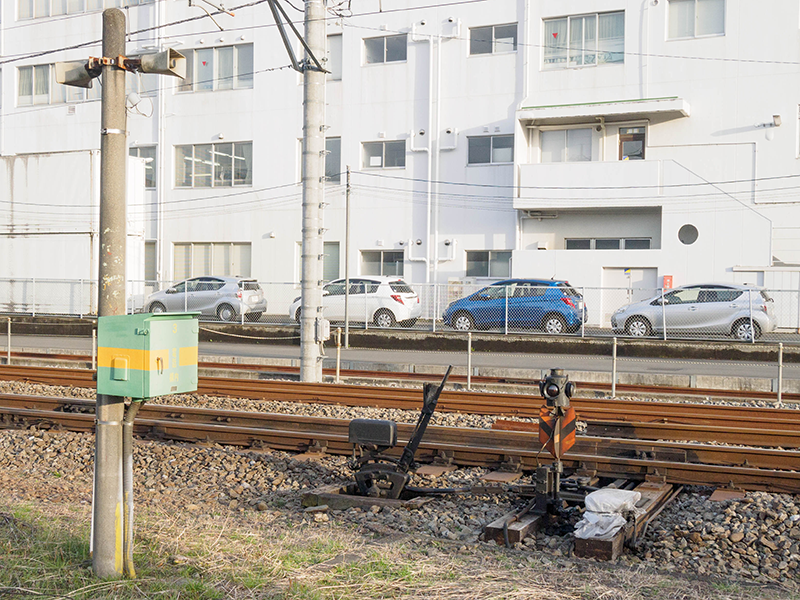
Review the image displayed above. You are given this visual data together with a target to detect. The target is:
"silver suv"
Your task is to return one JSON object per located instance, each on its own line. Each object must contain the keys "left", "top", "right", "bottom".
{"left": 145, "top": 276, "right": 267, "bottom": 321}
{"left": 611, "top": 284, "right": 776, "bottom": 340}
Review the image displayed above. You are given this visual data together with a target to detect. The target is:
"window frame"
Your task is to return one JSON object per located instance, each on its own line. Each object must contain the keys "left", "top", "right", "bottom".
{"left": 565, "top": 238, "right": 651, "bottom": 250}
{"left": 667, "top": 0, "right": 725, "bottom": 40}
{"left": 172, "top": 241, "right": 252, "bottom": 279}
{"left": 361, "top": 250, "right": 405, "bottom": 277}
{"left": 467, "top": 135, "right": 514, "bottom": 165}
{"left": 363, "top": 34, "right": 408, "bottom": 65}
{"left": 176, "top": 44, "right": 254, "bottom": 93}
{"left": 466, "top": 250, "right": 512, "bottom": 278}
{"left": 543, "top": 11, "right": 625, "bottom": 70}
{"left": 361, "top": 140, "right": 406, "bottom": 169}
{"left": 129, "top": 145, "right": 158, "bottom": 189}
{"left": 469, "top": 23, "right": 519, "bottom": 55}
{"left": 18, "top": 0, "right": 153, "bottom": 20}
{"left": 540, "top": 127, "right": 593, "bottom": 163}
{"left": 174, "top": 141, "right": 253, "bottom": 188}
{"left": 325, "top": 137, "right": 342, "bottom": 183}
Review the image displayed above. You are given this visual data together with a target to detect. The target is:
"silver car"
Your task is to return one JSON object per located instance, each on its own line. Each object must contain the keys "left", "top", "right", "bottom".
{"left": 610, "top": 284, "right": 776, "bottom": 341}
{"left": 145, "top": 276, "right": 267, "bottom": 321}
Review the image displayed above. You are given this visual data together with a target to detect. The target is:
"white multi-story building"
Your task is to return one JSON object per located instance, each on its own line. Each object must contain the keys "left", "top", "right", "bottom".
{"left": 2, "top": 0, "right": 799, "bottom": 299}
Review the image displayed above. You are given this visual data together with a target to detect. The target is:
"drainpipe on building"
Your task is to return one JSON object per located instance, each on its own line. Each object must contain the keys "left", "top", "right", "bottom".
{"left": 410, "top": 22, "right": 434, "bottom": 284}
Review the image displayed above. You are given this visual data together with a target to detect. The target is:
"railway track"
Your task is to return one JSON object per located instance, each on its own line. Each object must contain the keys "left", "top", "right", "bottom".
{"left": 2, "top": 351, "right": 797, "bottom": 404}
{"left": 2, "top": 392, "right": 800, "bottom": 494}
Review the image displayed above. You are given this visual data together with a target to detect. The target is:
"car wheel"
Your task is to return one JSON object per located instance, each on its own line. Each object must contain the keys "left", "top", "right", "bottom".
{"left": 294, "top": 308, "right": 301, "bottom": 324}
{"left": 149, "top": 302, "right": 166, "bottom": 314}
{"left": 217, "top": 303, "right": 236, "bottom": 322}
{"left": 452, "top": 311, "right": 474, "bottom": 332}
{"left": 400, "top": 318, "right": 418, "bottom": 328}
{"left": 732, "top": 319, "right": 761, "bottom": 341}
{"left": 374, "top": 309, "right": 396, "bottom": 328}
{"left": 543, "top": 313, "right": 567, "bottom": 335}
{"left": 245, "top": 312, "right": 262, "bottom": 322}
{"left": 625, "top": 316, "right": 652, "bottom": 337}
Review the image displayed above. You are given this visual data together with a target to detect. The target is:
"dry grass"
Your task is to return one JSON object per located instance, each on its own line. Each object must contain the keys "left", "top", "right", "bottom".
{"left": 2, "top": 497, "right": 797, "bottom": 600}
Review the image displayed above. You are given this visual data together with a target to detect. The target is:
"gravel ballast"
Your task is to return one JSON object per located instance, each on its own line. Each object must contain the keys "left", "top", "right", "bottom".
{"left": 1, "top": 379, "right": 799, "bottom": 599}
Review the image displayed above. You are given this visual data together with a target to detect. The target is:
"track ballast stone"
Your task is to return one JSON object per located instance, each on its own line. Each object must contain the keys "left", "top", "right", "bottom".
{"left": 0, "top": 380, "right": 799, "bottom": 592}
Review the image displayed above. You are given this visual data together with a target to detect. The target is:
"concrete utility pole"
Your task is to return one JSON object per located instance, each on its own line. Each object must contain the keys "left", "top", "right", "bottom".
{"left": 299, "top": 0, "right": 326, "bottom": 382}
{"left": 93, "top": 8, "right": 127, "bottom": 578}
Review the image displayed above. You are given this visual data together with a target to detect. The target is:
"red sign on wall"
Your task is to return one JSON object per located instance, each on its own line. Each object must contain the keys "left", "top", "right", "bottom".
{"left": 663, "top": 275, "right": 673, "bottom": 289}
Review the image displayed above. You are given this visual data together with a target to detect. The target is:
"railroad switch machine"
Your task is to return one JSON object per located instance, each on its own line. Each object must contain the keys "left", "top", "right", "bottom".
{"left": 97, "top": 313, "right": 199, "bottom": 400}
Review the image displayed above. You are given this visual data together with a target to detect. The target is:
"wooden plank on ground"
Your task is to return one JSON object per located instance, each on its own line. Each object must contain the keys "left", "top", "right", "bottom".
{"left": 484, "top": 512, "right": 542, "bottom": 545}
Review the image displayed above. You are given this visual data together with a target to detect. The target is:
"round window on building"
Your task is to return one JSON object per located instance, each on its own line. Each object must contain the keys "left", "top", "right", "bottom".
{"left": 678, "top": 224, "right": 699, "bottom": 245}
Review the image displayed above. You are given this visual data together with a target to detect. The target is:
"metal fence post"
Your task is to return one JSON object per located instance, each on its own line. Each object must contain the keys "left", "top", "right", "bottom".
{"left": 611, "top": 336, "right": 618, "bottom": 398}
{"left": 777, "top": 342, "right": 784, "bottom": 406}
{"left": 6, "top": 318, "right": 10, "bottom": 365}
{"left": 92, "top": 328, "right": 97, "bottom": 371}
{"left": 661, "top": 288, "right": 667, "bottom": 341}
{"left": 504, "top": 286, "right": 508, "bottom": 335}
{"left": 467, "top": 332, "right": 472, "bottom": 391}
{"left": 581, "top": 287, "right": 586, "bottom": 338}
{"left": 31, "top": 278, "right": 36, "bottom": 317}
{"left": 80, "top": 279, "right": 84, "bottom": 319}
{"left": 432, "top": 283, "right": 437, "bottom": 333}
{"left": 335, "top": 327, "right": 342, "bottom": 384}
{"left": 748, "top": 288, "right": 755, "bottom": 344}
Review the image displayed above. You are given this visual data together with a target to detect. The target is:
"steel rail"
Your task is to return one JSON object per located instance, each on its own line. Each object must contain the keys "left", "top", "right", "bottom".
{"left": 1, "top": 365, "right": 800, "bottom": 430}
{"left": 2, "top": 401, "right": 799, "bottom": 493}
{"left": 2, "top": 354, "right": 800, "bottom": 404}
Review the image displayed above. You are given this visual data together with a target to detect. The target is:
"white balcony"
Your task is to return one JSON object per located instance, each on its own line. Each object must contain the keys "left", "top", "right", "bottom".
{"left": 516, "top": 159, "right": 663, "bottom": 211}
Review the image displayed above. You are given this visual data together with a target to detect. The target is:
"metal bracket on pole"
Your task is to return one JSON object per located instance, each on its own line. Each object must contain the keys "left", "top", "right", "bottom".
{"left": 267, "top": 0, "right": 328, "bottom": 73}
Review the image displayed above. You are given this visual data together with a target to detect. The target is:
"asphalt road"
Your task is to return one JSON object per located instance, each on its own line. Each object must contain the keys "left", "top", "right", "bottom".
{"left": 4, "top": 334, "right": 797, "bottom": 381}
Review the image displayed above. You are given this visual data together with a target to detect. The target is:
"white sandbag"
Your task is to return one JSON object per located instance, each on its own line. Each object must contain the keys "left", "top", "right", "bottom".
{"left": 584, "top": 489, "right": 642, "bottom": 514}
{"left": 574, "top": 511, "right": 627, "bottom": 540}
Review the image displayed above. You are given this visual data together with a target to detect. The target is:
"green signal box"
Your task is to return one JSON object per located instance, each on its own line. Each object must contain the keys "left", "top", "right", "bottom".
{"left": 97, "top": 313, "right": 199, "bottom": 400}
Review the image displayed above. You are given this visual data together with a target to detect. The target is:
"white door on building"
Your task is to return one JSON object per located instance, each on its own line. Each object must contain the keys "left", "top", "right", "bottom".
{"left": 601, "top": 268, "right": 658, "bottom": 327}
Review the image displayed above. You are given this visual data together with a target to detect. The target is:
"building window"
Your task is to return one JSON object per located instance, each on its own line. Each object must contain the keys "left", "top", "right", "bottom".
{"left": 565, "top": 238, "right": 651, "bottom": 249}
{"left": 325, "top": 137, "right": 341, "bottom": 183}
{"left": 126, "top": 72, "right": 159, "bottom": 97}
{"left": 175, "top": 142, "right": 253, "bottom": 188}
{"left": 364, "top": 34, "right": 407, "bottom": 64}
{"left": 619, "top": 127, "right": 645, "bottom": 160}
{"left": 468, "top": 135, "right": 514, "bottom": 164}
{"left": 466, "top": 251, "right": 511, "bottom": 278}
{"left": 327, "top": 34, "right": 342, "bottom": 80}
{"left": 362, "top": 250, "right": 404, "bottom": 276}
{"left": 18, "top": 63, "right": 100, "bottom": 105}
{"left": 177, "top": 44, "right": 254, "bottom": 92}
{"left": 129, "top": 146, "right": 157, "bottom": 189}
{"left": 173, "top": 242, "right": 251, "bottom": 280}
{"left": 541, "top": 128, "right": 592, "bottom": 162}
{"left": 144, "top": 240, "right": 157, "bottom": 283}
{"left": 543, "top": 11, "right": 624, "bottom": 69}
{"left": 668, "top": 0, "right": 724, "bottom": 39}
{"left": 362, "top": 140, "right": 405, "bottom": 168}
{"left": 18, "top": 0, "right": 152, "bottom": 19}
{"left": 469, "top": 24, "right": 518, "bottom": 55}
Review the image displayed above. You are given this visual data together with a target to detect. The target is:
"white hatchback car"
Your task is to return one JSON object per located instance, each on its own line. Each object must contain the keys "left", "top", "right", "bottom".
{"left": 289, "top": 276, "right": 422, "bottom": 328}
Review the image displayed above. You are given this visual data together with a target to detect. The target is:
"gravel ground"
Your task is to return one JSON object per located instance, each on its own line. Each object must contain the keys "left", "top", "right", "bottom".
{"left": 1, "top": 379, "right": 799, "bottom": 598}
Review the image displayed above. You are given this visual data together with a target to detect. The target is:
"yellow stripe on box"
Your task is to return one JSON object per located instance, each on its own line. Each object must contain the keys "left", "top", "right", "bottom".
{"left": 98, "top": 347, "right": 195, "bottom": 371}
{"left": 179, "top": 345, "right": 198, "bottom": 367}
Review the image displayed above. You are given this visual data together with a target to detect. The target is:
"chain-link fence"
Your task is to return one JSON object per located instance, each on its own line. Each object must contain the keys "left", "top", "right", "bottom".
{"left": 4, "top": 277, "right": 800, "bottom": 343}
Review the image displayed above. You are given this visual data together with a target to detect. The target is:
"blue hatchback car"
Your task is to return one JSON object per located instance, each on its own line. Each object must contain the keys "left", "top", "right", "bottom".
{"left": 442, "top": 279, "right": 586, "bottom": 334}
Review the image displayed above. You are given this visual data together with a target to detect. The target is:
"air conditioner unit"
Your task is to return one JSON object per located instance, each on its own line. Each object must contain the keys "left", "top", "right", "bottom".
{"left": 537, "top": 241, "right": 549, "bottom": 250}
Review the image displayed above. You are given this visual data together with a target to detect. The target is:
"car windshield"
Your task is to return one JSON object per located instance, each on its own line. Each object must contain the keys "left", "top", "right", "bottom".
{"left": 389, "top": 281, "right": 414, "bottom": 293}
{"left": 480, "top": 285, "right": 509, "bottom": 299}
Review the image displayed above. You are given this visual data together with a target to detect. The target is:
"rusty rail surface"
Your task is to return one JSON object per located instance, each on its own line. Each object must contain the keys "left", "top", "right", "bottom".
{"left": 2, "top": 353, "right": 799, "bottom": 404}
{"left": 1, "top": 364, "right": 799, "bottom": 431}
{"left": 1, "top": 394, "right": 800, "bottom": 493}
